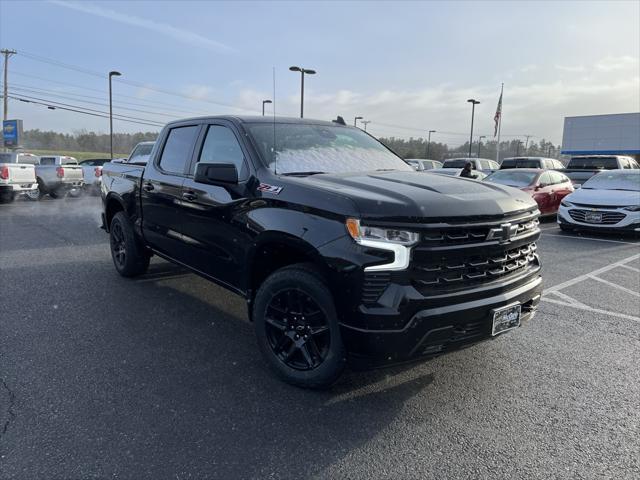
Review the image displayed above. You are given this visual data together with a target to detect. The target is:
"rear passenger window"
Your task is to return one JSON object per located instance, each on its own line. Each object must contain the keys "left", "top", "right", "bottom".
{"left": 40, "top": 157, "right": 56, "bottom": 166}
{"left": 539, "top": 172, "right": 552, "bottom": 186}
{"left": 159, "top": 126, "right": 199, "bottom": 175}
{"left": 195, "top": 125, "right": 248, "bottom": 180}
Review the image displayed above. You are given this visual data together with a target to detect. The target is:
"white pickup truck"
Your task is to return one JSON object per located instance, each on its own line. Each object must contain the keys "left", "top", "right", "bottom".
{"left": 35, "top": 155, "right": 84, "bottom": 199}
{"left": 0, "top": 152, "right": 39, "bottom": 203}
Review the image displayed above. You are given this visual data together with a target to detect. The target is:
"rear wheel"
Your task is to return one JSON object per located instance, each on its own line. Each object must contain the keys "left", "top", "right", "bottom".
{"left": 253, "top": 264, "right": 346, "bottom": 389}
{"left": 109, "top": 211, "right": 150, "bottom": 277}
{"left": 25, "top": 188, "right": 40, "bottom": 201}
{"left": 49, "top": 189, "right": 62, "bottom": 199}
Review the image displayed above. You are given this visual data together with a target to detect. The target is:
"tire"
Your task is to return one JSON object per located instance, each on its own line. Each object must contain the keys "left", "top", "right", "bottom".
{"left": 49, "top": 189, "right": 62, "bottom": 199}
{"left": 253, "top": 264, "right": 346, "bottom": 389}
{"left": 25, "top": 188, "right": 40, "bottom": 201}
{"left": 109, "top": 211, "right": 150, "bottom": 277}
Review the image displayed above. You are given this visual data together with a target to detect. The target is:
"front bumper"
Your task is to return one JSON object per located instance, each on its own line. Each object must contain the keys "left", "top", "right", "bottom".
{"left": 341, "top": 273, "right": 542, "bottom": 368}
{"left": 558, "top": 206, "right": 640, "bottom": 233}
{"left": 0, "top": 183, "right": 38, "bottom": 192}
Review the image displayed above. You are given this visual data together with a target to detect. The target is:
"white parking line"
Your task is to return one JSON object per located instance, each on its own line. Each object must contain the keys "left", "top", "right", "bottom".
{"left": 541, "top": 297, "right": 640, "bottom": 323}
{"left": 541, "top": 252, "right": 640, "bottom": 323}
{"left": 547, "top": 290, "right": 589, "bottom": 307}
{"left": 545, "top": 253, "right": 640, "bottom": 293}
{"left": 541, "top": 232, "right": 639, "bottom": 245}
{"left": 618, "top": 263, "right": 640, "bottom": 273}
{"left": 587, "top": 274, "right": 640, "bottom": 298}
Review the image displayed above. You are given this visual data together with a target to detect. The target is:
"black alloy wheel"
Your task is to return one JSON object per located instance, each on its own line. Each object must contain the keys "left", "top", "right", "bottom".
{"left": 264, "top": 288, "right": 331, "bottom": 371}
{"left": 109, "top": 211, "right": 150, "bottom": 277}
{"left": 253, "top": 264, "right": 346, "bottom": 388}
{"left": 110, "top": 221, "right": 127, "bottom": 269}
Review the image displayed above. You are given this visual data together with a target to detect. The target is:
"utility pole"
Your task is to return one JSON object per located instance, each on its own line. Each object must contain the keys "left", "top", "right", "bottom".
{"left": 516, "top": 140, "right": 522, "bottom": 156}
{"left": 361, "top": 120, "right": 371, "bottom": 131}
{"left": 524, "top": 135, "right": 531, "bottom": 153}
{"left": 426, "top": 130, "right": 436, "bottom": 158}
{"left": 1, "top": 49, "right": 17, "bottom": 122}
{"left": 467, "top": 99, "right": 480, "bottom": 157}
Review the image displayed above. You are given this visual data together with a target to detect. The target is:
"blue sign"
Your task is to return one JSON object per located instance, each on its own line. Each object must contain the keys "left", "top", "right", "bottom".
{"left": 3, "top": 119, "right": 23, "bottom": 147}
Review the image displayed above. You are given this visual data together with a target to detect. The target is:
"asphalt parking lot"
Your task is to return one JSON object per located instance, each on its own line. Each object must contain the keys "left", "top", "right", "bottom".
{"left": 1, "top": 198, "right": 639, "bottom": 479}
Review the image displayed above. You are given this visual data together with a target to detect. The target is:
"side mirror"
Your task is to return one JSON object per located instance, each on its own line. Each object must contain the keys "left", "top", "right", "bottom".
{"left": 194, "top": 163, "right": 238, "bottom": 185}
{"left": 535, "top": 184, "right": 545, "bottom": 190}
{"left": 573, "top": 184, "right": 581, "bottom": 189}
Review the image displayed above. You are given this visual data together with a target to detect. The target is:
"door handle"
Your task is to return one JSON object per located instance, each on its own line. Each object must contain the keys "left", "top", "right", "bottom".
{"left": 142, "top": 182, "right": 154, "bottom": 192}
{"left": 182, "top": 191, "right": 197, "bottom": 201}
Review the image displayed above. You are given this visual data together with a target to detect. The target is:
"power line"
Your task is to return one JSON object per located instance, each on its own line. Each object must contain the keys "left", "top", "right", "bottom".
{"left": 4, "top": 93, "right": 163, "bottom": 128}
{"left": 17, "top": 50, "right": 260, "bottom": 113}
{"left": 6, "top": 92, "right": 165, "bottom": 125}
{"left": 4, "top": 84, "right": 182, "bottom": 120}
{"left": 11, "top": 71, "right": 215, "bottom": 116}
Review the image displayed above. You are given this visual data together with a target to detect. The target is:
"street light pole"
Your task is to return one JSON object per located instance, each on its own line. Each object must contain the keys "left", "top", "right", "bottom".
{"left": 289, "top": 66, "right": 316, "bottom": 118}
{"left": 477, "top": 135, "right": 486, "bottom": 158}
{"left": 262, "top": 99, "right": 272, "bottom": 116}
{"left": 426, "top": 130, "right": 436, "bottom": 158}
{"left": 354, "top": 116, "right": 363, "bottom": 127}
{"left": 467, "top": 99, "right": 480, "bottom": 157}
{"left": 108, "top": 70, "right": 121, "bottom": 160}
{"left": 516, "top": 140, "right": 522, "bottom": 156}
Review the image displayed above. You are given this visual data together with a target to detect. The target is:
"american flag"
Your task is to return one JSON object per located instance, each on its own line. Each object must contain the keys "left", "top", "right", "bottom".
{"left": 494, "top": 88, "right": 503, "bottom": 137}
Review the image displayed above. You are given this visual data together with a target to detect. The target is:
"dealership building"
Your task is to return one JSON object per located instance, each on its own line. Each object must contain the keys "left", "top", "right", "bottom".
{"left": 561, "top": 112, "right": 640, "bottom": 160}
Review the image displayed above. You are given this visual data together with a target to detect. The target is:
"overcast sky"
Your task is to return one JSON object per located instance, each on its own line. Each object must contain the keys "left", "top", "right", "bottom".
{"left": 1, "top": 0, "right": 638, "bottom": 146}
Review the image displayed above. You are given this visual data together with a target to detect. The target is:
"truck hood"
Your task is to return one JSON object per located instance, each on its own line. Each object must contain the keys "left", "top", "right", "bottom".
{"left": 300, "top": 170, "right": 537, "bottom": 220}
{"left": 566, "top": 188, "right": 640, "bottom": 207}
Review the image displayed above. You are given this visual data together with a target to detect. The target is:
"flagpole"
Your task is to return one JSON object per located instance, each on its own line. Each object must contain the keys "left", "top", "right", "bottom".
{"left": 496, "top": 83, "right": 503, "bottom": 164}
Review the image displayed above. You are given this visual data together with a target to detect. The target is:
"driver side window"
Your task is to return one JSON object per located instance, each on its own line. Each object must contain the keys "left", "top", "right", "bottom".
{"left": 195, "top": 125, "right": 248, "bottom": 180}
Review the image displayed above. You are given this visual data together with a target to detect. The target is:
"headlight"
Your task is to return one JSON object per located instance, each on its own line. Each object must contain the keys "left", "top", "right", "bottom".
{"left": 345, "top": 218, "right": 418, "bottom": 272}
{"left": 623, "top": 205, "right": 640, "bottom": 212}
{"left": 346, "top": 218, "right": 419, "bottom": 246}
{"left": 560, "top": 200, "right": 574, "bottom": 208}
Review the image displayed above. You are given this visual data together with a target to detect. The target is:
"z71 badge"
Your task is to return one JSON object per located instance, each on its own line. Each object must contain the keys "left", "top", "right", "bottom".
{"left": 257, "top": 183, "right": 283, "bottom": 195}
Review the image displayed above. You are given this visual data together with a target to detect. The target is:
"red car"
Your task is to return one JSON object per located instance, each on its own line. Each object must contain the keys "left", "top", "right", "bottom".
{"left": 484, "top": 168, "right": 574, "bottom": 216}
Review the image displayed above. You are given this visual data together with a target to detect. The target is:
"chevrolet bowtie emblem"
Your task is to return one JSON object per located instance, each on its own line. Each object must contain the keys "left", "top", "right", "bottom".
{"left": 486, "top": 223, "right": 519, "bottom": 242}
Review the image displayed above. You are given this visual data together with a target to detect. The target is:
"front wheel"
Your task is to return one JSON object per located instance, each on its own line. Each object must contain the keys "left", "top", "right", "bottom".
{"left": 253, "top": 264, "right": 346, "bottom": 389}
{"left": 109, "top": 211, "right": 150, "bottom": 277}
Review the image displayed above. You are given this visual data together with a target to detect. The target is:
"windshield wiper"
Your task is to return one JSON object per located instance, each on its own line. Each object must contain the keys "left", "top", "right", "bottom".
{"left": 610, "top": 188, "right": 638, "bottom": 191}
{"left": 280, "top": 171, "right": 327, "bottom": 177}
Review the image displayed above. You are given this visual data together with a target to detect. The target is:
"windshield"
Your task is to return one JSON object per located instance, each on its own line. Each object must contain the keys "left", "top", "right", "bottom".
{"left": 485, "top": 170, "right": 538, "bottom": 187}
{"left": 501, "top": 159, "right": 540, "bottom": 169}
{"left": 246, "top": 123, "right": 412, "bottom": 175}
{"left": 582, "top": 171, "right": 640, "bottom": 191}
{"left": 568, "top": 156, "right": 618, "bottom": 169}
{"left": 442, "top": 159, "right": 473, "bottom": 168}
{"left": 129, "top": 143, "right": 154, "bottom": 163}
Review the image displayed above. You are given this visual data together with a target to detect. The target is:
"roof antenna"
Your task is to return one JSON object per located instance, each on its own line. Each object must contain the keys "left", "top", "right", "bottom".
{"left": 272, "top": 66, "right": 277, "bottom": 175}
{"left": 332, "top": 115, "right": 346, "bottom": 126}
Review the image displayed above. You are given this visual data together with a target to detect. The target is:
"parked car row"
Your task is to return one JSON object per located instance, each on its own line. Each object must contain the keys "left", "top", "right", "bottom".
{"left": 0, "top": 141, "right": 157, "bottom": 203}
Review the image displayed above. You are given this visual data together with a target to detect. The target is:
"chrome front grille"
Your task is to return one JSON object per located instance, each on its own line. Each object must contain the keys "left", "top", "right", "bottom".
{"left": 421, "top": 217, "right": 539, "bottom": 246}
{"left": 568, "top": 209, "right": 626, "bottom": 225}
{"left": 412, "top": 243, "right": 538, "bottom": 291}
{"left": 409, "top": 210, "right": 541, "bottom": 295}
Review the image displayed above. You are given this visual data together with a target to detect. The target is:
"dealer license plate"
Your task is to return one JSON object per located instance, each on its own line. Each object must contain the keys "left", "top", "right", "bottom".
{"left": 491, "top": 303, "right": 521, "bottom": 336}
{"left": 584, "top": 211, "right": 602, "bottom": 223}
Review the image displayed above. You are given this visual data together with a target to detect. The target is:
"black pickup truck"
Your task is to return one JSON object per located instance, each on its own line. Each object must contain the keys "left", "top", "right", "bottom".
{"left": 101, "top": 116, "right": 543, "bottom": 388}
